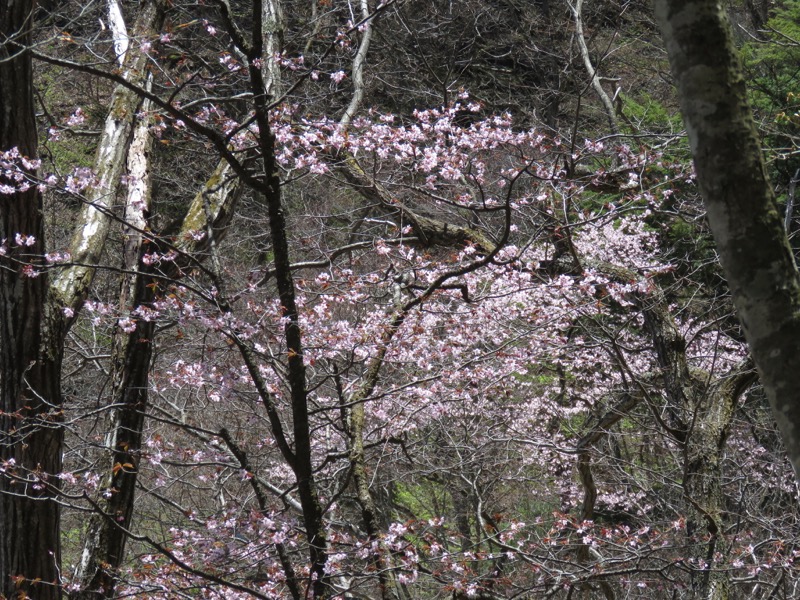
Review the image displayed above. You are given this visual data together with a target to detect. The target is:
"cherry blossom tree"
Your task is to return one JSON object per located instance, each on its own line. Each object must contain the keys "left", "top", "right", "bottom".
{"left": 2, "top": 1, "right": 800, "bottom": 599}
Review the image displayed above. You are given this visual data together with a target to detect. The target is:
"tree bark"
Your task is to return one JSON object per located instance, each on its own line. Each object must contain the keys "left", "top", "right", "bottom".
{"left": 342, "top": 368, "right": 400, "bottom": 600}
{"left": 654, "top": 0, "right": 800, "bottom": 482}
{"left": 248, "top": 1, "right": 329, "bottom": 592}
{"left": 570, "top": 0, "right": 620, "bottom": 135}
{"left": 74, "top": 85, "right": 244, "bottom": 597}
{"left": 72, "top": 81, "right": 157, "bottom": 599}
{"left": 261, "top": 0, "right": 285, "bottom": 99}
{"left": 51, "top": 0, "right": 165, "bottom": 315}
{"left": 337, "top": 154, "right": 497, "bottom": 255}
{"left": 0, "top": 1, "right": 63, "bottom": 597}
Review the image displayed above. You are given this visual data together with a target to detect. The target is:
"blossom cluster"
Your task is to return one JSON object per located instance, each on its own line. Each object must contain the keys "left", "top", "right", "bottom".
{"left": 0, "top": 147, "right": 41, "bottom": 195}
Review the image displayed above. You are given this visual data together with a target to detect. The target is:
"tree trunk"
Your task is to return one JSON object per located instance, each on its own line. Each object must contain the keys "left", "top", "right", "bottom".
{"left": 249, "top": 2, "right": 329, "bottom": 591}
{"left": 571, "top": 0, "right": 620, "bottom": 135}
{"left": 74, "top": 72, "right": 244, "bottom": 594}
{"left": 73, "top": 86, "right": 157, "bottom": 599}
{"left": 50, "top": 0, "right": 165, "bottom": 314}
{"left": 682, "top": 390, "right": 732, "bottom": 600}
{"left": 0, "top": 1, "right": 64, "bottom": 597}
{"left": 74, "top": 271, "right": 156, "bottom": 599}
{"left": 641, "top": 282, "right": 754, "bottom": 599}
{"left": 655, "top": 0, "right": 800, "bottom": 482}
{"left": 343, "top": 375, "right": 399, "bottom": 600}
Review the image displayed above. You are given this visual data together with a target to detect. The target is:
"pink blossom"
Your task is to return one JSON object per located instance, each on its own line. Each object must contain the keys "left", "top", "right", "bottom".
{"left": 65, "top": 167, "right": 97, "bottom": 194}
{"left": 14, "top": 233, "right": 35, "bottom": 247}
{"left": 118, "top": 318, "right": 137, "bottom": 333}
{"left": 219, "top": 53, "right": 240, "bottom": 72}
{"left": 45, "top": 250, "right": 71, "bottom": 263}
{"left": 21, "top": 264, "right": 40, "bottom": 278}
{"left": 66, "top": 108, "right": 86, "bottom": 127}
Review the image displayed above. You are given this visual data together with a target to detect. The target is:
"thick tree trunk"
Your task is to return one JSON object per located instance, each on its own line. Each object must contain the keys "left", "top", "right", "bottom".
{"left": 682, "top": 391, "right": 732, "bottom": 600}
{"left": 0, "top": 1, "right": 64, "bottom": 598}
{"left": 641, "top": 283, "right": 754, "bottom": 600}
{"left": 654, "top": 0, "right": 800, "bottom": 481}
{"left": 580, "top": 263, "right": 756, "bottom": 598}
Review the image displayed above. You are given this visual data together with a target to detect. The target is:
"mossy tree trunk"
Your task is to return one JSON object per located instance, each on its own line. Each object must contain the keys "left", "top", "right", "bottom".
{"left": 655, "top": 0, "right": 800, "bottom": 483}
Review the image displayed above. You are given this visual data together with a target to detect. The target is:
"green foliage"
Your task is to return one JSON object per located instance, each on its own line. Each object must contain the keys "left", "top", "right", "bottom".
{"left": 575, "top": 190, "right": 618, "bottom": 213}
{"left": 742, "top": 2, "right": 800, "bottom": 180}
{"left": 512, "top": 366, "right": 556, "bottom": 386}
{"left": 46, "top": 135, "right": 95, "bottom": 174}
{"left": 392, "top": 479, "right": 453, "bottom": 524}
{"left": 618, "top": 92, "right": 683, "bottom": 134}
{"left": 36, "top": 65, "right": 98, "bottom": 176}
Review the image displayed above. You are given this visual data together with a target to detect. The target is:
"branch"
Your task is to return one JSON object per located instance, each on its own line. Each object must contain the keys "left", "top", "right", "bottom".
{"left": 336, "top": 152, "right": 498, "bottom": 254}
{"left": 569, "top": 0, "right": 620, "bottom": 135}
{"left": 575, "top": 391, "right": 642, "bottom": 522}
{"left": 339, "top": 0, "right": 374, "bottom": 127}
{"left": 218, "top": 427, "right": 301, "bottom": 600}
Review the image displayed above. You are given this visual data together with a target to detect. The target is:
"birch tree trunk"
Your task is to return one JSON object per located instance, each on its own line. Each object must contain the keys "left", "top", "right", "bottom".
{"left": 570, "top": 0, "right": 620, "bottom": 135}
{"left": 262, "top": 0, "right": 285, "bottom": 99}
{"left": 654, "top": 0, "right": 800, "bottom": 482}
{"left": 52, "top": 3, "right": 166, "bottom": 597}
{"left": 72, "top": 81, "right": 158, "bottom": 598}
{"left": 51, "top": 0, "right": 165, "bottom": 314}
{"left": 74, "top": 119, "right": 243, "bottom": 600}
